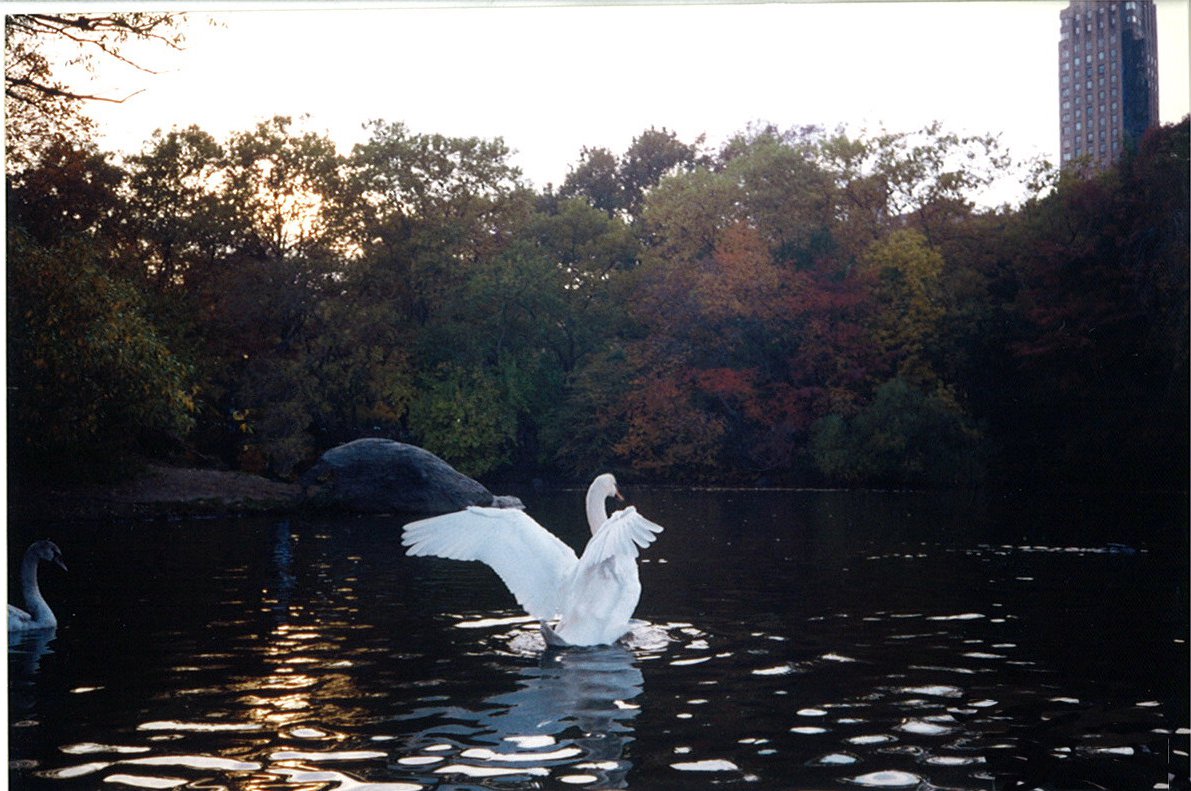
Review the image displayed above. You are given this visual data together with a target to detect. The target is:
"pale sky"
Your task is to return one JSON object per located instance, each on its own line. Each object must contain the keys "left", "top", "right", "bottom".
{"left": 18, "top": 1, "right": 1191, "bottom": 201}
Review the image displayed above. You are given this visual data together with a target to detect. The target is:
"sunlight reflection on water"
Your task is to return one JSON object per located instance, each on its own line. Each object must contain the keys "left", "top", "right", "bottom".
{"left": 7, "top": 491, "right": 1189, "bottom": 789}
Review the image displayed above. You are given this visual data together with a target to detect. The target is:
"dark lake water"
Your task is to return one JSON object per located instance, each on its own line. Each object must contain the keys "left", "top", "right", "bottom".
{"left": 8, "top": 489, "right": 1189, "bottom": 790}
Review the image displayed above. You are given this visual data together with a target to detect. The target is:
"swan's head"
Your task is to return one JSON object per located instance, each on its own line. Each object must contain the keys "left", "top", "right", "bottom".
{"left": 30, "top": 540, "right": 67, "bottom": 572}
{"left": 591, "top": 473, "right": 625, "bottom": 502}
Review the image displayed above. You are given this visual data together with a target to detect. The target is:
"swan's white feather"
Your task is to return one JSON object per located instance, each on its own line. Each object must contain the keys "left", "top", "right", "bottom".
{"left": 551, "top": 507, "right": 664, "bottom": 645}
{"left": 8, "top": 604, "right": 34, "bottom": 630}
{"left": 583, "top": 506, "right": 664, "bottom": 561}
{"left": 402, "top": 506, "right": 579, "bottom": 620}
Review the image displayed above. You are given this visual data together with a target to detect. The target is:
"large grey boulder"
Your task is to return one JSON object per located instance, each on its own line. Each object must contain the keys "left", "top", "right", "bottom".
{"left": 300, "top": 439, "right": 520, "bottom": 514}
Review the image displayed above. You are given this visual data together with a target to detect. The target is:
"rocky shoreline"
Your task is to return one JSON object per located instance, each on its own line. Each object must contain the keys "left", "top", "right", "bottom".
{"left": 11, "top": 464, "right": 305, "bottom": 523}
{"left": 10, "top": 439, "right": 528, "bottom": 524}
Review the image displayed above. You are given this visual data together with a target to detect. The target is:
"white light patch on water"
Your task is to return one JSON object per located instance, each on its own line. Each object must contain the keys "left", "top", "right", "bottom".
{"left": 70, "top": 686, "right": 105, "bottom": 694}
{"left": 1092, "top": 746, "right": 1135, "bottom": 756}
{"left": 270, "top": 768, "right": 421, "bottom": 790}
{"left": 1050, "top": 697, "right": 1081, "bottom": 704}
{"left": 899, "top": 685, "right": 963, "bottom": 698}
{"left": 797, "top": 708, "right": 828, "bottom": 716}
{"left": 896, "top": 719, "right": 954, "bottom": 736}
{"left": 39, "top": 762, "right": 112, "bottom": 779}
{"left": 970, "top": 699, "right": 998, "bottom": 707}
{"left": 848, "top": 770, "right": 923, "bottom": 787}
{"left": 790, "top": 726, "right": 829, "bottom": 734}
{"left": 925, "top": 754, "right": 986, "bottom": 766}
{"left": 671, "top": 656, "right": 711, "bottom": 666}
{"left": 671, "top": 759, "right": 739, "bottom": 771}
{"left": 454, "top": 615, "right": 537, "bottom": 629}
{"left": 847, "top": 734, "right": 897, "bottom": 745}
{"left": 61, "top": 743, "right": 151, "bottom": 755}
{"left": 137, "top": 721, "right": 259, "bottom": 733}
{"left": 559, "top": 775, "right": 598, "bottom": 784}
{"left": 102, "top": 775, "right": 188, "bottom": 789}
{"left": 908, "top": 664, "right": 980, "bottom": 675}
{"left": 927, "top": 613, "right": 984, "bottom": 621}
{"left": 822, "top": 653, "right": 858, "bottom": 663}
{"left": 575, "top": 761, "right": 619, "bottom": 770}
{"left": 613, "top": 700, "right": 640, "bottom": 710}
{"left": 269, "top": 750, "right": 386, "bottom": 762}
{"left": 436, "top": 764, "right": 549, "bottom": 777}
{"left": 752, "top": 664, "right": 796, "bottom": 676}
{"left": 288, "top": 727, "right": 329, "bottom": 739}
{"left": 397, "top": 755, "right": 444, "bottom": 766}
{"left": 1136, "top": 701, "right": 1161, "bottom": 708}
{"left": 124, "top": 756, "right": 262, "bottom": 771}
{"left": 814, "top": 753, "right": 858, "bottom": 765}
{"left": 963, "top": 652, "right": 1006, "bottom": 660}
{"left": 505, "top": 735, "right": 556, "bottom": 748}
{"left": 461, "top": 746, "right": 583, "bottom": 762}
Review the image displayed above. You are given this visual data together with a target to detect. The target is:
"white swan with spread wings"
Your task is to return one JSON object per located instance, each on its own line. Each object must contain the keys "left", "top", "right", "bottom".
{"left": 401, "top": 473, "right": 663, "bottom": 647}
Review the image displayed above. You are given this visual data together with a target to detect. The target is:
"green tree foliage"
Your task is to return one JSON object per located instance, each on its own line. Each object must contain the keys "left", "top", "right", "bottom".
{"left": 7, "top": 231, "right": 195, "bottom": 481}
{"left": 407, "top": 363, "right": 521, "bottom": 477}
{"left": 560, "top": 126, "right": 703, "bottom": 220}
{"left": 810, "top": 379, "right": 984, "bottom": 487}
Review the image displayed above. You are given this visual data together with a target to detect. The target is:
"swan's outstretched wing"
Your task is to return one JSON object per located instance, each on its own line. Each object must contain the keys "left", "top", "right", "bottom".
{"left": 402, "top": 507, "right": 579, "bottom": 620}
{"left": 580, "top": 506, "right": 664, "bottom": 566}
{"left": 553, "top": 506, "right": 664, "bottom": 645}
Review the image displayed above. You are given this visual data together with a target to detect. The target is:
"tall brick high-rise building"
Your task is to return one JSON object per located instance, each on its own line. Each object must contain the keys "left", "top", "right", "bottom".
{"left": 1059, "top": 0, "right": 1159, "bottom": 170}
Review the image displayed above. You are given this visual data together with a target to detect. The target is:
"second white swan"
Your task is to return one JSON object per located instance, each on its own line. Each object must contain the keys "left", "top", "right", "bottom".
{"left": 8, "top": 540, "right": 67, "bottom": 633}
{"left": 402, "top": 473, "right": 663, "bottom": 647}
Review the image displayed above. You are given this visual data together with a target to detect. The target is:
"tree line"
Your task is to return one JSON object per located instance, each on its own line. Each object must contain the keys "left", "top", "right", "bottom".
{"left": 6, "top": 18, "right": 1188, "bottom": 491}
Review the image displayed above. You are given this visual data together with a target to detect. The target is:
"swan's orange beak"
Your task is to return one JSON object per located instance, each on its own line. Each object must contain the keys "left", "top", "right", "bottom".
{"left": 54, "top": 557, "right": 67, "bottom": 572}
{"left": 614, "top": 486, "right": 625, "bottom": 502}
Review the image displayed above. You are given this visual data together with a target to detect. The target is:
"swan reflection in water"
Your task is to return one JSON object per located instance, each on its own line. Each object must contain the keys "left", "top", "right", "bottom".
{"left": 398, "top": 642, "right": 644, "bottom": 788}
{"left": 8, "top": 629, "right": 57, "bottom": 717}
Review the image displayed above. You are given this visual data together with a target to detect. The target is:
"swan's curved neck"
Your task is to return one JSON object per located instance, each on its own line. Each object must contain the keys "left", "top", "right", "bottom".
{"left": 585, "top": 484, "right": 608, "bottom": 534}
{"left": 21, "top": 550, "right": 56, "bottom": 627}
